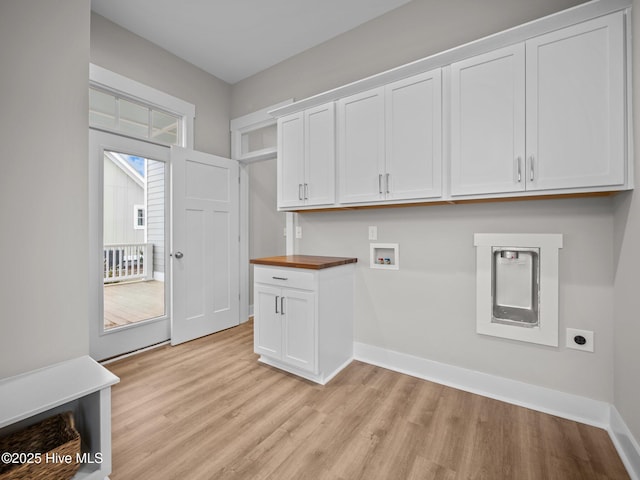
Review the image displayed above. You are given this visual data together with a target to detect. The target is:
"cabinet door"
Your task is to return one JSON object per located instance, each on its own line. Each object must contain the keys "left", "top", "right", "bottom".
{"left": 277, "top": 112, "right": 304, "bottom": 208}
{"left": 451, "top": 44, "right": 526, "bottom": 196}
{"left": 281, "top": 289, "right": 316, "bottom": 373}
{"left": 254, "top": 285, "right": 282, "bottom": 358}
{"left": 526, "top": 12, "right": 625, "bottom": 191}
{"left": 338, "top": 88, "right": 385, "bottom": 203}
{"left": 385, "top": 69, "right": 442, "bottom": 200}
{"left": 305, "top": 102, "right": 336, "bottom": 206}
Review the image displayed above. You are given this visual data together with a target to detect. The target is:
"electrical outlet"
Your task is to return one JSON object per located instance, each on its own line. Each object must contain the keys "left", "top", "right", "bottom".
{"left": 295, "top": 226, "right": 302, "bottom": 239}
{"left": 566, "top": 328, "right": 594, "bottom": 352}
{"left": 368, "top": 226, "right": 377, "bottom": 240}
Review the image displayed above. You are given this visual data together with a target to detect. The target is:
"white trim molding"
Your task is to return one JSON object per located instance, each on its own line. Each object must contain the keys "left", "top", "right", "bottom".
{"left": 354, "top": 342, "right": 640, "bottom": 479}
{"left": 90, "top": 64, "right": 195, "bottom": 149}
{"left": 230, "top": 99, "right": 293, "bottom": 163}
{"left": 610, "top": 406, "right": 640, "bottom": 480}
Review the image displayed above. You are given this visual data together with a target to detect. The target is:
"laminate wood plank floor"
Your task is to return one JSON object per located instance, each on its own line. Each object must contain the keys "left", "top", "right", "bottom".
{"left": 105, "top": 321, "right": 629, "bottom": 480}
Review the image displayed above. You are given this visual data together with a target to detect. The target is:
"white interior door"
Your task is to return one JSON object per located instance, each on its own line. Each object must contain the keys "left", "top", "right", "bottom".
{"left": 171, "top": 147, "right": 240, "bottom": 345}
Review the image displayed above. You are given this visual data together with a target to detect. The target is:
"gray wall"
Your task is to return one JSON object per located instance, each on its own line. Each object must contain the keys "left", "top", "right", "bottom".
{"left": 233, "top": 0, "right": 627, "bottom": 406}
{"left": 297, "top": 199, "right": 614, "bottom": 400}
{"left": 0, "top": 0, "right": 90, "bottom": 378}
{"left": 91, "top": 13, "right": 231, "bottom": 157}
{"left": 231, "top": 0, "right": 587, "bottom": 117}
{"left": 248, "top": 160, "right": 287, "bottom": 302}
{"left": 612, "top": 0, "right": 640, "bottom": 446}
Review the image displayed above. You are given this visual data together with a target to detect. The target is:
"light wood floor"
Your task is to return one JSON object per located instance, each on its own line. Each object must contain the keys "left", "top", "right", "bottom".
{"left": 105, "top": 321, "right": 629, "bottom": 480}
{"left": 104, "top": 280, "right": 164, "bottom": 329}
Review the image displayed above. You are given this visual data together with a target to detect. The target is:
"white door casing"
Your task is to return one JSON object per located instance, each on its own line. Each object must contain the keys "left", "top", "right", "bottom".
{"left": 171, "top": 147, "right": 240, "bottom": 345}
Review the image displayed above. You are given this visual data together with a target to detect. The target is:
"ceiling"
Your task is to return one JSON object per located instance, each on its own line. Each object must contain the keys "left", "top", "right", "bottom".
{"left": 91, "top": 0, "right": 413, "bottom": 84}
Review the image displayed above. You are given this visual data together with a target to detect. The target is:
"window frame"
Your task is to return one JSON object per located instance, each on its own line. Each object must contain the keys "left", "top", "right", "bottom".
{"left": 89, "top": 64, "right": 195, "bottom": 149}
{"left": 133, "top": 204, "right": 146, "bottom": 230}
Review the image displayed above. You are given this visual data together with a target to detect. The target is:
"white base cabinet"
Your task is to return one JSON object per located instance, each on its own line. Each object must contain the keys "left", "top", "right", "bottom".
{"left": 253, "top": 262, "right": 355, "bottom": 385}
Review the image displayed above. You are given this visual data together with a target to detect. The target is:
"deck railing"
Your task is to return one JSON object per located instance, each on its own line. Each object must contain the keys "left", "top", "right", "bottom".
{"left": 103, "top": 243, "right": 153, "bottom": 283}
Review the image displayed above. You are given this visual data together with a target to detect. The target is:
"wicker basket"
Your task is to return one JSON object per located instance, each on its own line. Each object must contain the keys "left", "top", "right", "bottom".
{"left": 0, "top": 411, "right": 81, "bottom": 480}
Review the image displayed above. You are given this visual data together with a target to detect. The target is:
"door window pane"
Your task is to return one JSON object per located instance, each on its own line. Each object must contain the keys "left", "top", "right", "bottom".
{"left": 103, "top": 151, "right": 166, "bottom": 330}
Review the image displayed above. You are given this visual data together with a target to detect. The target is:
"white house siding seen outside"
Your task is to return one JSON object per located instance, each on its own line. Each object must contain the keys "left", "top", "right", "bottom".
{"left": 103, "top": 152, "right": 144, "bottom": 245}
{"left": 147, "top": 159, "right": 165, "bottom": 281}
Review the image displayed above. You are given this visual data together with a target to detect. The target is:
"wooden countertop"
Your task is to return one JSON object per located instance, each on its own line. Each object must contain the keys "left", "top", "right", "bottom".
{"left": 250, "top": 255, "right": 358, "bottom": 270}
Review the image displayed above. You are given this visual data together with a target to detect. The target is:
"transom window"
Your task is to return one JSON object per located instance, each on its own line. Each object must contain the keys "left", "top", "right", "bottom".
{"left": 89, "top": 86, "right": 182, "bottom": 146}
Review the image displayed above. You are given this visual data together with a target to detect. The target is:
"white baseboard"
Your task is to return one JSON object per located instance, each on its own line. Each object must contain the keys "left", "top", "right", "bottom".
{"left": 354, "top": 342, "right": 640, "bottom": 478}
{"left": 609, "top": 406, "right": 640, "bottom": 480}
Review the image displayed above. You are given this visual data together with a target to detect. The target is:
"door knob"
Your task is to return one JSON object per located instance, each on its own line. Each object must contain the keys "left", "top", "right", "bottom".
{"left": 173, "top": 251, "right": 184, "bottom": 259}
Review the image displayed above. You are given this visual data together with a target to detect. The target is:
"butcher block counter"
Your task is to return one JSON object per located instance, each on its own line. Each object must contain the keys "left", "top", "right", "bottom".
{"left": 250, "top": 255, "right": 356, "bottom": 384}
{"left": 250, "top": 255, "right": 357, "bottom": 270}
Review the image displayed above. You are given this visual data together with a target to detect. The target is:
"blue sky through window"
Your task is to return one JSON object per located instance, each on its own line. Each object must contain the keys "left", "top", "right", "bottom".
{"left": 125, "top": 155, "right": 145, "bottom": 177}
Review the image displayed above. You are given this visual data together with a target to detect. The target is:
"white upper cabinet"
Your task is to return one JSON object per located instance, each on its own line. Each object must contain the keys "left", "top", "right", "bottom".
{"left": 304, "top": 103, "right": 336, "bottom": 206}
{"left": 337, "top": 88, "right": 386, "bottom": 204}
{"left": 277, "top": 102, "right": 335, "bottom": 209}
{"left": 526, "top": 12, "right": 625, "bottom": 191}
{"left": 385, "top": 70, "right": 443, "bottom": 200}
{"left": 278, "top": 112, "right": 304, "bottom": 208}
{"left": 338, "top": 69, "right": 443, "bottom": 204}
{"left": 273, "top": 6, "right": 630, "bottom": 210}
{"left": 451, "top": 11, "right": 626, "bottom": 197}
{"left": 451, "top": 44, "right": 526, "bottom": 196}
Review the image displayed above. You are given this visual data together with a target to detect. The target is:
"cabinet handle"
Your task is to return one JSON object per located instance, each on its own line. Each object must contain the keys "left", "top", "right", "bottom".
{"left": 529, "top": 155, "right": 535, "bottom": 181}
{"left": 516, "top": 157, "right": 522, "bottom": 183}
{"left": 275, "top": 295, "right": 279, "bottom": 314}
{"left": 378, "top": 174, "right": 383, "bottom": 194}
{"left": 272, "top": 276, "right": 288, "bottom": 281}
{"left": 280, "top": 296, "right": 285, "bottom": 315}
{"left": 304, "top": 183, "right": 309, "bottom": 200}
{"left": 298, "top": 184, "right": 303, "bottom": 201}
{"left": 385, "top": 173, "right": 390, "bottom": 194}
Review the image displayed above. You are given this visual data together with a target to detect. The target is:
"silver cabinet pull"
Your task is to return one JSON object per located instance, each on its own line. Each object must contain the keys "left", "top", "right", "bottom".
{"left": 272, "top": 276, "right": 288, "bottom": 281}
{"left": 378, "top": 174, "right": 383, "bottom": 194}
{"left": 529, "top": 155, "right": 535, "bottom": 181}
{"left": 280, "top": 296, "right": 285, "bottom": 315}
{"left": 516, "top": 157, "right": 522, "bottom": 183}
{"left": 385, "top": 173, "right": 390, "bottom": 194}
{"left": 275, "top": 295, "right": 279, "bottom": 314}
{"left": 173, "top": 251, "right": 184, "bottom": 259}
{"left": 304, "top": 183, "right": 309, "bottom": 200}
{"left": 298, "top": 183, "right": 303, "bottom": 200}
